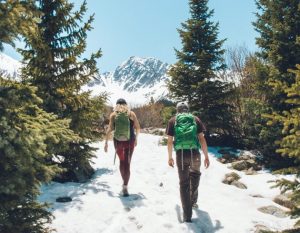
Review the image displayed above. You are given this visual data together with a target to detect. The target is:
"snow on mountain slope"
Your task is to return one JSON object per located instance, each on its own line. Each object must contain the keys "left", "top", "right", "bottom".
{"left": 86, "top": 56, "right": 170, "bottom": 106}
{"left": 39, "top": 133, "right": 296, "bottom": 233}
{"left": 87, "top": 77, "right": 168, "bottom": 107}
{"left": 0, "top": 53, "right": 169, "bottom": 106}
{"left": 0, "top": 52, "right": 22, "bottom": 79}
{"left": 112, "top": 56, "right": 169, "bottom": 92}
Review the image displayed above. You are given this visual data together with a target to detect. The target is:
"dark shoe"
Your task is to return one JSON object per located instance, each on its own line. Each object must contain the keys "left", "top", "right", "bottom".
{"left": 184, "top": 218, "right": 192, "bottom": 223}
{"left": 183, "top": 213, "right": 192, "bottom": 223}
{"left": 122, "top": 185, "right": 129, "bottom": 197}
{"left": 122, "top": 190, "right": 129, "bottom": 197}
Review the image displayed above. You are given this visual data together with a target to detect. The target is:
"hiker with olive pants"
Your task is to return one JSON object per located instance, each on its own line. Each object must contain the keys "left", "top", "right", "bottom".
{"left": 166, "top": 102, "right": 210, "bottom": 223}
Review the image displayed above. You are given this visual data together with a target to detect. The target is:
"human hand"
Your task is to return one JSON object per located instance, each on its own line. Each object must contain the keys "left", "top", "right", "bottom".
{"left": 168, "top": 158, "right": 174, "bottom": 168}
{"left": 204, "top": 157, "right": 210, "bottom": 168}
{"left": 104, "top": 142, "right": 108, "bottom": 153}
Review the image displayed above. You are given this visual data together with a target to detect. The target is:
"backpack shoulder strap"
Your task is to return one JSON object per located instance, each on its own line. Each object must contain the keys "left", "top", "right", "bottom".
{"left": 174, "top": 113, "right": 180, "bottom": 126}
{"left": 192, "top": 114, "right": 197, "bottom": 124}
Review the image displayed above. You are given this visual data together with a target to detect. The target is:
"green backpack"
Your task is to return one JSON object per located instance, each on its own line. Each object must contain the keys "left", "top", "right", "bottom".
{"left": 174, "top": 113, "right": 200, "bottom": 151}
{"left": 114, "top": 111, "right": 130, "bottom": 141}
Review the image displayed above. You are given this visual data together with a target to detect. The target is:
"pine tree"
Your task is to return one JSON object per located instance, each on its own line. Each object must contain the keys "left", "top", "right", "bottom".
{"left": 168, "top": 0, "right": 236, "bottom": 143}
{"left": 0, "top": 78, "right": 78, "bottom": 233}
{"left": 239, "top": 55, "right": 281, "bottom": 160}
{"left": 254, "top": 0, "right": 300, "bottom": 110}
{"left": 271, "top": 65, "right": 300, "bottom": 225}
{"left": 254, "top": 0, "right": 300, "bottom": 224}
{"left": 253, "top": 0, "right": 300, "bottom": 167}
{"left": 20, "top": 0, "right": 106, "bottom": 182}
{"left": 222, "top": 47, "right": 270, "bottom": 143}
{"left": 0, "top": 0, "right": 38, "bottom": 51}
{"left": 0, "top": 1, "right": 82, "bottom": 231}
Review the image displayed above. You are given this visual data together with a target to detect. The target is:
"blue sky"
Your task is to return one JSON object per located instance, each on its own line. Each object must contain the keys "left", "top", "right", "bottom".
{"left": 4, "top": 0, "right": 258, "bottom": 72}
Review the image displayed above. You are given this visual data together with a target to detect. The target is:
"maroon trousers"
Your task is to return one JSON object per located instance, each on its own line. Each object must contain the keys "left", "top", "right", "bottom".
{"left": 114, "top": 140, "right": 135, "bottom": 186}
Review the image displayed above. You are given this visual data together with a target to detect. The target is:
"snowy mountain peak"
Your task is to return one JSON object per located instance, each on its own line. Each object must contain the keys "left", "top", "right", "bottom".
{"left": 0, "top": 53, "right": 22, "bottom": 79}
{"left": 119, "top": 56, "right": 166, "bottom": 68}
{"left": 113, "top": 56, "right": 169, "bottom": 92}
{"left": 87, "top": 56, "right": 170, "bottom": 106}
{"left": 0, "top": 53, "right": 170, "bottom": 106}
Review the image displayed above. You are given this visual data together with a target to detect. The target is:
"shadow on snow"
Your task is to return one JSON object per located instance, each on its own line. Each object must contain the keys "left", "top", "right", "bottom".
{"left": 175, "top": 204, "right": 223, "bottom": 233}
{"left": 119, "top": 192, "right": 146, "bottom": 212}
{"left": 40, "top": 168, "right": 115, "bottom": 212}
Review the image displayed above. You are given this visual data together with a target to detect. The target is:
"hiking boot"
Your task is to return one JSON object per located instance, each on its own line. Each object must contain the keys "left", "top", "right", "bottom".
{"left": 184, "top": 218, "right": 192, "bottom": 223}
{"left": 121, "top": 185, "right": 129, "bottom": 197}
{"left": 192, "top": 203, "right": 198, "bottom": 209}
{"left": 183, "top": 212, "right": 192, "bottom": 223}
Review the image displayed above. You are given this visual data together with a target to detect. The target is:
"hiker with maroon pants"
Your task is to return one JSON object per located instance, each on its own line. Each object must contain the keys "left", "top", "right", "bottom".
{"left": 166, "top": 102, "right": 210, "bottom": 223}
{"left": 104, "top": 98, "right": 140, "bottom": 196}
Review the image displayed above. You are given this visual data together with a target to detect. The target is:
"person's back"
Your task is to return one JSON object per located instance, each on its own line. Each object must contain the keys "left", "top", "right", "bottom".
{"left": 104, "top": 98, "right": 140, "bottom": 196}
{"left": 166, "top": 102, "right": 210, "bottom": 222}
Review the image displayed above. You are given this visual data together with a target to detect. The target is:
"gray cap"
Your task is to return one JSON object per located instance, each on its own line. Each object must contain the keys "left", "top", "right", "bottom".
{"left": 176, "top": 102, "right": 189, "bottom": 113}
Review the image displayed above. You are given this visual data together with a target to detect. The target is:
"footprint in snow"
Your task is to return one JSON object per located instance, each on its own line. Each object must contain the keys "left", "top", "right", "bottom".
{"left": 124, "top": 207, "right": 131, "bottom": 212}
{"left": 157, "top": 210, "right": 166, "bottom": 216}
{"left": 128, "top": 215, "right": 143, "bottom": 230}
{"left": 163, "top": 223, "right": 173, "bottom": 229}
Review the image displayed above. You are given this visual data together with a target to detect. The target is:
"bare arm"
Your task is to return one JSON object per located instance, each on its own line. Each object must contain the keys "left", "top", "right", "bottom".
{"left": 198, "top": 133, "right": 210, "bottom": 168}
{"left": 167, "top": 136, "right": 174, "bottom": 167}
{"left": 131, "top": 111, "right": 140, "bottom": 145}
{"left": 104, "top": 113, "right": 114, "bottom": 152}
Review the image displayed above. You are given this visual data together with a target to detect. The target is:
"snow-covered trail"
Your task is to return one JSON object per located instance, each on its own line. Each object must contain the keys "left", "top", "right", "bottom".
{"left": 39, "top": 134, "right": 296, "bottom": 233}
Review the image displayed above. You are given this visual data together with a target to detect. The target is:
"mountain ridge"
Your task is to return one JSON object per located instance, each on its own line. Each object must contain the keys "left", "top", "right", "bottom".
{"left": 87, "top": 56, "right": 170, "bottom": 105}
{"left": 0, "top": 53, "right": 170, "bottom": 105}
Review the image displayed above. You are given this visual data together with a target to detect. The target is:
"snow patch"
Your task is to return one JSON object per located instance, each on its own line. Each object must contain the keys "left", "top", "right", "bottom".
{"left": 39, "top": 134, "right": 297, "bottom": 233}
